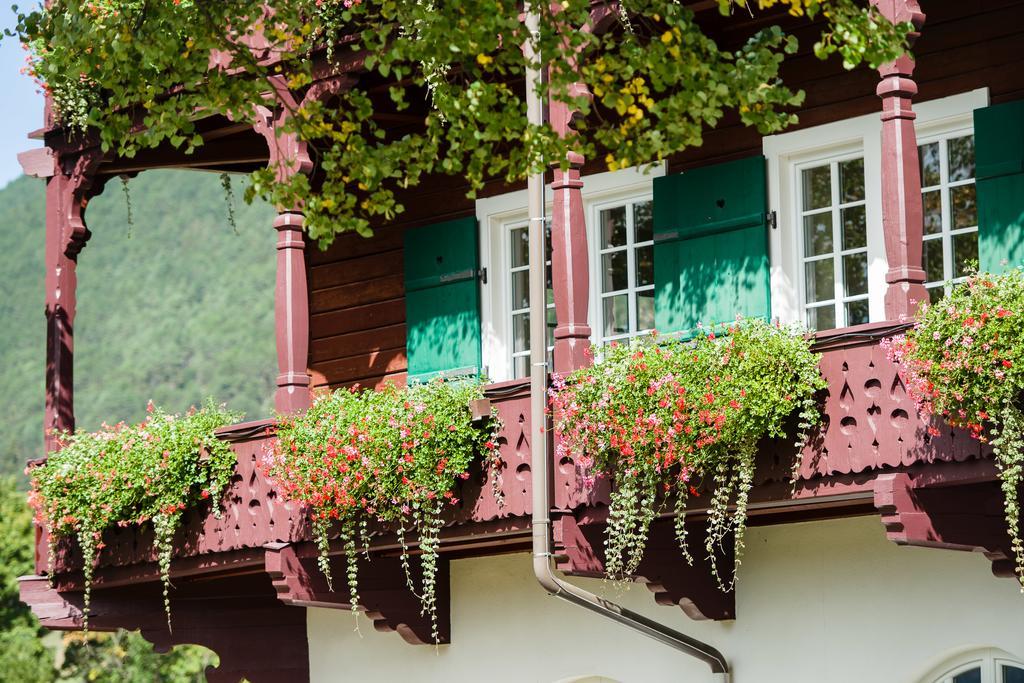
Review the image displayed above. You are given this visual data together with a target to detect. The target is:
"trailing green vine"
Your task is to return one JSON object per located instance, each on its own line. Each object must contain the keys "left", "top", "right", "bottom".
{"left": 219, "top": 172, "right": 239, "bottom": 235}
{"left": 885, "top": 269, "right": 1024, "bottom": 588}
{"left": 12, "top": 1, "right": 911, "bottom": 247}
{"left": 120, "top": 175, "right": 133, "bottom": 239}
{"left": 262, "top": 378, "right": 502, "bottom": 643}
{"left": 28, "top": 401, "right": 240, "bottom": 631}
{"left": 549, "top": 318, "right": 824, "bottom": 588}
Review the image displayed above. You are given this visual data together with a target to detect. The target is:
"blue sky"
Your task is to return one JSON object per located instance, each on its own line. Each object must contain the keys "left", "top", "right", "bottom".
{"left": 0, "top": 4, "right": 43, "bottom": 190}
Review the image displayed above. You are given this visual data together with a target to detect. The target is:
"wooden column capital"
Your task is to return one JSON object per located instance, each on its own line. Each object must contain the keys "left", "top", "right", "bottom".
{"left": 872, "top": 0, "right": 928, "bottom": 321}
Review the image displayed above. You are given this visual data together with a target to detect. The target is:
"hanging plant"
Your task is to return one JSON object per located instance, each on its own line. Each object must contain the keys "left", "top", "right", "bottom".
{"left": 27, "top": 401, "right": 240, "bottom": 631}
{"left": 885, "top": 268, "right": 1024, "bottom": 586}
{"left": 120, "top": 174, "right": 133, "bottom": 238}
{"left": 262, "top": 378, "right": 502, "bottom": 644}
{"left": 12, "top": 1, "right": 911, "bottom": 247}
{"left": 550, "top": 318, "right": 824, "bottom": 588}
{"left": 219, "top": 172, "right": 239, "bottom": 235}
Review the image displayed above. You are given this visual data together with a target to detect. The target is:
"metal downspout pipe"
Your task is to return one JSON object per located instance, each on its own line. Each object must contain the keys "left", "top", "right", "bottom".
{"left": 523, "top": 6, "right": 730, "bottom": 680}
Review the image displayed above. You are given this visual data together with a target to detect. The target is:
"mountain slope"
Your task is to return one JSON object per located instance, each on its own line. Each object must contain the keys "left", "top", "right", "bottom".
{"left": 0, "top": 170, "right": 277, "bottom": 478}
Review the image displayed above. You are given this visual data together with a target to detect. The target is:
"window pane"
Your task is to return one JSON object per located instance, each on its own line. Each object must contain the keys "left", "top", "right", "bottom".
{"left": 927, "top": 284, "right": 944, "bottom": 304}
{"left": 603, "top": 295, "right": 629, "bottom": 337}
{"left": 953, "top": 667, "right": 982, "bottom": 683}
{"left": 923, "top": 190, "right": 942, "bottom": 235}
{"left": 511, "top": 270, "right": 530, "bottom": 310}
{"left": 600, "top": 206, "right": 627, "bottom": 248}
{"left": 804, "top": 214, "right": 834, "bottom": 257}
{"left": 843, "top": 252, "right": 868, "bottom": 296}
{"left": 807, "top": 305, "right": 836, "bottom": 331}
{"left": 953, "top": 231, "right": 979, "bottom": 278}
{"left": 636, "top": 245, "right": 654, "bottom": 287}
{"left": 513, "top": 355, "right": 529, "bottom": 378}
{"left": 846, "top": 299, "right": 869, "bottom": 326}
{"left": 634, "top": 201, "right": 653, "bottom": 243}
{"left": 923, "top": 237, "right": 945, "bottom": 284}
{"left": 949, "top": 135, "right": 975, "bottom": 182}
{"left": 951, "top": 184, "right": 977, "bottom": 229}
{"left": 1003, "top": 665, "right": 1024, "bottom": 683}
{"left": 919, "top": 141, "right": 941, "bottom": 187}
{"left": 805, "top": 259, "right": 835, "bottom": 304}
{"left": 802, "top": 165, "right": 832, "bottom": 210}
{"left": 636, "top": 291, "right": 655, "bottom": 331}
{"left": 510, "top": 227, "right": 529, "bottom": 268}
{"left": 513, "top": 313, "right": 530, "bottom": 353}
{"left": 602, "top": 250, "right": 628, "bottom": 292}
{"left": 840, "top": 158, "right": 865, "bottom": 203}
{"left": 842, "top": 205, "right": 866, "bottom": 250}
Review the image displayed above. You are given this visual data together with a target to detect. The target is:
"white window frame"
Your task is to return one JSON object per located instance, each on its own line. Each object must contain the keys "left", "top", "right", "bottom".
{"left": 917, "top": 113, "right": 980, "bottom": 300}
{"left": 795, "top": 151, "right": 872, "bottom": 329}
{"left": 476, "top": 164, "right": 664, "bottom": 382}
{"left": 919, "top": 648, "right": 1024, "bottom": 683}
{"left": 763, "top": 87, "right": 989, "bottom": 328}
{"left": 587, "top": 187, "right": 656, "bottom": 348}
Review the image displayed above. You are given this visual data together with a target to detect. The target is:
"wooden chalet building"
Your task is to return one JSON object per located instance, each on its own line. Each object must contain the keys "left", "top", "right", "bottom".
{"left": 16, "top": 0, "right": 1024, "bottom": 681}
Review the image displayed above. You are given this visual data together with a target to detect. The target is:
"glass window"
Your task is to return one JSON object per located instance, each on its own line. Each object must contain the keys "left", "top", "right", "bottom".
{"left": 919, "top": 133, "right": 978, "bottom": 303}
{"left": 923, "top": 651, "right": 1024, "bottom": 683}
{"left": 594, "top": 199, "right": 655, "bottom": 346}
{"left": 508, "top": 222, "right": 554, "bottom": 379}
{"left": 799, "top": 156, "right": 869, "bottom": 331}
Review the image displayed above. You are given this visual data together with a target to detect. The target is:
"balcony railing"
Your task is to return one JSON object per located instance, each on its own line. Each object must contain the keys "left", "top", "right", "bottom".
{"left": 26, "top": 325, "right": 1005, "bottom": 653}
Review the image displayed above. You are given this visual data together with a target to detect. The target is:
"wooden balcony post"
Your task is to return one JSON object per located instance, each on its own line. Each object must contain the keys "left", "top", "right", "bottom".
{"left": 254, "top": 77, "right": 350, "bottom": 414}
{"left": 272, "top": 209, "right": 311, "bottom": 414}
{"left": 31, "top": 149, "right": 105, "bottom": 452}
{"left": 254, "top": 93, "right": 313, "bottom": 414}
{"left": 872, "top": 0, "right": 928, "bottom": 320}
{"left": 548, "top": 82, "right": 593, "bottom": 375}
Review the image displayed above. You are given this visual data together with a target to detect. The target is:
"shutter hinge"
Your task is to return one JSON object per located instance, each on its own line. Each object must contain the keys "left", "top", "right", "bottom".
{"left": 768, "top": 210, "right": 778, "bottom": 230}
{"left": 478, "top": 267, "right": 488, "bottom": 284}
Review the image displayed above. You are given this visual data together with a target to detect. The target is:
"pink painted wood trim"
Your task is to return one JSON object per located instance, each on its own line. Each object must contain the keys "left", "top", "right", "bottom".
{"left": 548, "top": 82, "right": 593, "bottom": 375}
{"left": 274, "top": 211, "right": 312, "bottom": 414}
{"left": 873, "top": 0, "right": 928, "bottom": 320}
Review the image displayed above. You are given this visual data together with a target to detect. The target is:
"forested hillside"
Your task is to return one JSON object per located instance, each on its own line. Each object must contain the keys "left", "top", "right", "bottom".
{"left": 0, "top": 169, "right": 277, "bottom": 479}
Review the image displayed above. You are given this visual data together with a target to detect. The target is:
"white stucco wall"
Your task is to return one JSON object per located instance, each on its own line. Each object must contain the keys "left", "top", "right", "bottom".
{"left": 307, "top": 515, "right": 1024, "bottom": 683}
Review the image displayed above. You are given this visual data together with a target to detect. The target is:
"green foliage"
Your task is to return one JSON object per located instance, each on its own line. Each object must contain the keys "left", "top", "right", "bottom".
{"left": 29, "top": 402, "right": 241, "bottom": 630}
{"left": 0, "top": 170, "right": 276, "bottom": 482}
{"left": 550, "top": 318, "right": 824, "bottom": 587}
{"left": 264, "top": 378, "right": 501, "bottom": 643}
{"left": 0, "top": 167, "right": 275, "bottom": 679}
{"left": 13, "top": 0, "right": 911, "bottom": 246}
{"left": 57, "top": 631, "right": 215, "bottom": 683}
{"left": 886, "top": 269, "right": 1024, "bottom": 588}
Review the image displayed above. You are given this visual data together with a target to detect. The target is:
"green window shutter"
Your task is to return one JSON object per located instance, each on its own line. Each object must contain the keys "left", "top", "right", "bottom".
{"left": 652, "top": 155, "right": 771, "bottom": 334}
{"left": 975, "top": 99, "right": 1024, "bottom": 273}
{"left": 403, "top": 216, "right": 482, "bottom": 381}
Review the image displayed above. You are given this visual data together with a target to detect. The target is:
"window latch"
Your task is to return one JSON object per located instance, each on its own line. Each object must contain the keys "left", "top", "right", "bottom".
{"left": 768, "top": 210, "right": 778, "bottom": 230}
{"left": 478, "top": 267, "right": 488, "bottom": 284}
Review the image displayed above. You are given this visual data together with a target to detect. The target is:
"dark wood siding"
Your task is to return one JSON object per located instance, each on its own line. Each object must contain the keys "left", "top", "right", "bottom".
{"left": 306, "top": 0, "right": 1024, "bottom": 388}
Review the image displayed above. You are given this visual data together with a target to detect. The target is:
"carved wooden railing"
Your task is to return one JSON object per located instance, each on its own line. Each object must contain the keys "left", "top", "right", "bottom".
{"left": 23, "top": 330, "right": 1009, "bottom": 677}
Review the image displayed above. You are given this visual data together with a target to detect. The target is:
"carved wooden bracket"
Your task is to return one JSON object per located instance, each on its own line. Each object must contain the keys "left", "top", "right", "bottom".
{"left": 554, "top": 513, "right": 736, "bottom": 621}
{"left": 19, "top": 573, "right": 310, "bottom": 683}
{"left": 873, "top": 471, "right": 1016, "bottom": 578}
{"left": 265, "top": 543, "right": 451, "bottom": 645}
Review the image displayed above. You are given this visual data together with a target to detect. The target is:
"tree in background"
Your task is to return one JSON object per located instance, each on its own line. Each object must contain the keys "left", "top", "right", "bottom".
{"left": 0, "top": 476, "right": 218, "bottom": 682}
